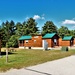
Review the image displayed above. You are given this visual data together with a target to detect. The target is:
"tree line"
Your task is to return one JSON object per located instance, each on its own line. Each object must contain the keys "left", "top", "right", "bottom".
{"left": 0, "top": 17, "right": 75, "bottom": 48}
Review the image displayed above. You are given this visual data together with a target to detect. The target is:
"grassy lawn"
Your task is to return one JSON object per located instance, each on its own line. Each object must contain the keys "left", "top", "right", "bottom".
{"left": 0, "top": 49, "right": 75, "bottom": 72}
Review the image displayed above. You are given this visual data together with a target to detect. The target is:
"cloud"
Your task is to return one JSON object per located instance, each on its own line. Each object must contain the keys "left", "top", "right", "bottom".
{"left": 25, "top": 14, "right": 45, "bottom": 21}
{"left": 62, "top": 19, "right": 75, "bottom": 25}
{"left": 33, "top": 15, "right": 41, "bottom": 20}
{"left": 33, "top": 14, "right": 45, "bottom": 20}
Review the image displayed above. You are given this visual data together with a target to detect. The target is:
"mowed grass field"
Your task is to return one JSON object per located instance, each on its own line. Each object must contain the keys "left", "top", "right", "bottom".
{"left": 0, "top": 49, "right": 75, "bottom": 72}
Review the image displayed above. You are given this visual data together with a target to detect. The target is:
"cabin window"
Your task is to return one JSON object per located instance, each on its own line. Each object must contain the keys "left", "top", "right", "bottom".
{"left": 34, "top": 40, "right": 36, "bottom": 42}
{"left": 25, "top": 40, "right": 28, "bottom": 43}
{"left": 34, "top": 36, "right": 38, "bottom": 38}
{"left": 54, "top": 39, "right": 57, "bottom": 45}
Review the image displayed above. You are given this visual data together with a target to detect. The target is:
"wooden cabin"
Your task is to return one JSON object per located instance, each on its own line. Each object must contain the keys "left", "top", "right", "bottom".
{"left": 19, "top": 34, "right": 75, "bottom": 49}
{"left": 42, "top": 33, "right": 59, "bottom": 47}
{"left": 60, "top": 36, "right": 74, "bottom": 46}
{"left": 19, "top": 35, "right": 42, "bottom": 49}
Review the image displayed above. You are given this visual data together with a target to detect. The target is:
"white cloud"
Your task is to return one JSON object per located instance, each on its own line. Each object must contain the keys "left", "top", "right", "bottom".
{"left": 33, "top": 14, "right": 45, "bottom": 20}
{"left": 33, "top": 15, "right": 41, "bottom": 20}
{"left": 25, "top": 14, "right": 45, "bottom": 21}
{"left": 62, "top": 19, "right": 75, "bottom": 25}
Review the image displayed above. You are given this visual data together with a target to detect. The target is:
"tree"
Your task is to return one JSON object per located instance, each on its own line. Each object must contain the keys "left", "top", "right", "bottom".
{"left": 69, "top": 30, "right": 75, "bottom": 38}
{"left": 6, "top": 35, "right": 19, "bottom": 48}
{"left": 41, "top": 21, "right": 57, "bottom": 35}
{"left": 58, "top": 26, "right": 70, "bottom": 38}
{"left": 1, "top": 20, "right": 15, "bottom": 47}
{"left": 26, "top": 18, "right": 39, "bottom": 35}
{"left": 15, "top": 22, "right": 23, "bottom": 36}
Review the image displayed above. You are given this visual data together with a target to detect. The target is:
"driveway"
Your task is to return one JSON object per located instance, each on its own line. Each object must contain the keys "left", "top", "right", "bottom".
{"left": 0, "top": 55, "right": 75, "bottom": 75}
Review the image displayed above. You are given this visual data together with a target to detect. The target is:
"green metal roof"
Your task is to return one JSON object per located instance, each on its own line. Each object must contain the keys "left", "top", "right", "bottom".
{"left": 42, "top": 33, "right": 56, "bottom": 39}
{"left": 19, "top": 35, "right": 32, "bottom": 40}
{"left": 62, "top": 36, "right": 73, "bottom": 40}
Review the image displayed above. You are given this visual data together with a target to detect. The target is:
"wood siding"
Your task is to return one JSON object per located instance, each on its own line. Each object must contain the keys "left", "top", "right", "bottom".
{"left": 19, "top": 35, "right": 42, "bottom": 47}
{"left": 19, "top": 35, "right": 75, "bottom": 48}
{"left": 59, "top": 38, "right": 74, "bottom": 46}
{"left": 43, "top": 34, "right": 59, "bottom": 47}
{"left": 32, "top": 35, "right": 42, "bottom": 47}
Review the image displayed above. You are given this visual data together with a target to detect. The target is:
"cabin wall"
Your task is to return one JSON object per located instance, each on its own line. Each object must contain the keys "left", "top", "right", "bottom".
{"left": 19, "top": 35, "right": 42, "bottom": 47}
{"left": 24, "top": 40, "right": 33, "bottom": 47}
{"left": 19, "top": 35, "right": 75, "bottom": 49}
{"left": 32, "top": 35, "right": 42, "bottom": 47}
{"left": 59, "top": 38, "right": 62, "bottom": 46}
{"left": 61, "top": 41, "right": 70, "bottom": 46}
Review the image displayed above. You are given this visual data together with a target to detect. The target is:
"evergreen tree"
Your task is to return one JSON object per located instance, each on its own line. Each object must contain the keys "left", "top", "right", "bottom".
{"left": 42, "top": 21, "right": 57, "bottom": 35}
{"left": 58, "top": 26, "right": 70, "bottom": 38}
{"left": 26, "top": 18, "right": 39, "bottom": 35}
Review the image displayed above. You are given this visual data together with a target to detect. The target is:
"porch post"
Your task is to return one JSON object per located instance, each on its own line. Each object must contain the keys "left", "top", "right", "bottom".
{"left": 22, "top": 40, "right": 23, "bottom": 46}
{"left": 18, "top": 40, "right": 20, "bottom": 47}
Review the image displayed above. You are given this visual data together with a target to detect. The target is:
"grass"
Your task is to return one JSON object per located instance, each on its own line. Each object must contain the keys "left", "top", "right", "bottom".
{"left": 0, "top": 49, "right": 75, "bottom": 72}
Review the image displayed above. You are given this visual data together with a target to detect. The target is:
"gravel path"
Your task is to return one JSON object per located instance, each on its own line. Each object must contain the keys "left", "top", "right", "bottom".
{"left": 0, "top": 55, "right": 75, "bottom": 75}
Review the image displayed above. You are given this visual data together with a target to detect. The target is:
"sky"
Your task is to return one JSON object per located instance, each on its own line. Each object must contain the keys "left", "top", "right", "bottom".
{"left": 0, "top": 0, "right": 75, "bottom": 30}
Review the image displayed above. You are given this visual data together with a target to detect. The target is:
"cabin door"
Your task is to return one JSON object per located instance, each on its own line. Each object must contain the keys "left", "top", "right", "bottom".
{"left": 54, "top": 39, "right": 58, "bottom": 46}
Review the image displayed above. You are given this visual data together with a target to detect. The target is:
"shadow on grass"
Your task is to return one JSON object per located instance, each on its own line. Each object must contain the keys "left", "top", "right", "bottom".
{"left": 1, "top": 52, "right": 16, "bottom": 56}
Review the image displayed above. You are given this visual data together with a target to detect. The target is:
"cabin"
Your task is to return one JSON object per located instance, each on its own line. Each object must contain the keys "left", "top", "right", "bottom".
{"left": 19, "top": 35, "right": 32, "bottom": 49}
{"left": 42, "top": 33, "right": 59, "bottom": 48}
{"left": 60, "top": 36, "right": 74, "bottom": 46}
{"left": 19, "top": 35, "right": 42, "bottom": 49}
{"left": 19, "top": 34, "right": 75, "bottom": 49}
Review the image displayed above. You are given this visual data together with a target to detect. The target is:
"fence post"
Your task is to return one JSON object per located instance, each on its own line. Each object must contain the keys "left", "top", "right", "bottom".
{"left": 6, "top": 48, "right": 8, "bottom": 63}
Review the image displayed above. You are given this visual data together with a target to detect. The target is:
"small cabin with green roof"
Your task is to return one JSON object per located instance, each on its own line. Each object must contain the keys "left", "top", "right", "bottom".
{"left": 19, "top": 35, "right": 42, "bottom": 49}
{"left": 61, "top": 36, "right": 74, "bottom": 46}
{"left": 19, "top": 34, "right": 74, "bottom": 49}
{"left": 42, "top": 33, "right": 59, "bottom": 47}
{"left": 19, "top": 35, "right": 32, "bottom": 48}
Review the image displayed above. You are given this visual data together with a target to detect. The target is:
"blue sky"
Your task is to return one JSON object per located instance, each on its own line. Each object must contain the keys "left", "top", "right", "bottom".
{"left": 0, "top": 0, "right": 75, "bottom": 30}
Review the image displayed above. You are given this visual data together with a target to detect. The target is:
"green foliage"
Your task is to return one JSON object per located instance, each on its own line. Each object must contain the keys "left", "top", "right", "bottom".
{"left": 1, "top": 20, "right": 15, "bottom": 47}
{"left": 1, "top": 18, "right": 75, "bottom": 47}
{"left": 26, "top": 18, "right": 39, "bottom": 35}
{"left": 15, "top": 18, "right": 39, "bottom": 36}
{"left": 69, "top": 30, "right": 75, "bottom": 38}
{"left": 6, "top": 35, "right": 19, "bottom": 48}
{"left": 42, "top": 21, "right": 57, "bottom": 35}
{"left": 58, "top": 26, "right": 70, "bottom": 38}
